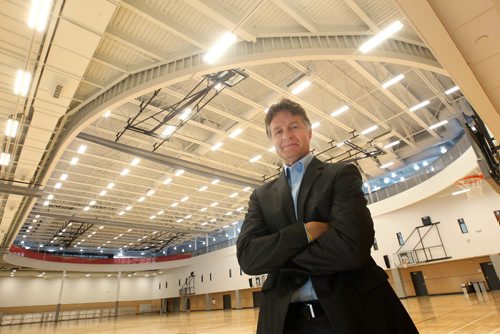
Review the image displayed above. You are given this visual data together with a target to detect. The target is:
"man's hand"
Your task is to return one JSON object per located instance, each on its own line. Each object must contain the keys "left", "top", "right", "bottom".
{"left": 305, "top": 221, "right": 330, "bottom": 240}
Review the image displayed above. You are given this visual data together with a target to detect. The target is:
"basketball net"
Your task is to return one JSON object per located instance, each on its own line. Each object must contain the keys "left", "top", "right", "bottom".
{"left": 454, "top": 175, "right": 484, "bottom": 200}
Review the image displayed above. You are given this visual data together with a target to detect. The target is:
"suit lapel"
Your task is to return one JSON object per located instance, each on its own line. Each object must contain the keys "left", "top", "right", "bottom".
{"left": 297, "top": 158, "right": 324, "bottom": 223}
{"left": 276, "top": 172, "right": 297, "bottom": 224}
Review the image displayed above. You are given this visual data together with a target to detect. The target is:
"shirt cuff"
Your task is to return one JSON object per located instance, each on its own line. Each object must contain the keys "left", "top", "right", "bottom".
{"left": 303, "top": 224, "right": 313, "bottom": 243}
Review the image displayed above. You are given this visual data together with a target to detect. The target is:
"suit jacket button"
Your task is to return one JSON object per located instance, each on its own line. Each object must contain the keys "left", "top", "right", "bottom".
{"left": 295, "top": 277, "right": 303, "bottom": 284}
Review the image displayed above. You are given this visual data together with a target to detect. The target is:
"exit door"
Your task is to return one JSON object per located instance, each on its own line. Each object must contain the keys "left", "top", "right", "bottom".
{"left": 222, "top": 294, "right": 232, "bottom": 309}
{"left": 410, "top": 271, "right": 428, "bottom": 296}
{"left": 480, "top": 262, "right": 500, "bottom": 290}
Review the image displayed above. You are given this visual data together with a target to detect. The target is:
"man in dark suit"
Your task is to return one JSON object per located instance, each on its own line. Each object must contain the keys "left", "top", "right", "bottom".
{"left": 237, "top": 99, "right": 418, "bottom": 333}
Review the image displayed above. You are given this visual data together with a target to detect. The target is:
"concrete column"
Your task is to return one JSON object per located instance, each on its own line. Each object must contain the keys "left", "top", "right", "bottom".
{"left": 205, "top": 294, "right": 211, "bottom": 310}
{"left": 390, "top": 268, "right": 407, "bottom": 298}
{"left": 194, "top": 237, "right": 197, "bottom": 251}
{"left": 489, "top": 254, "right": 500, "bottom": 281}
{"left": 206, "top": 234, "right": 209, "bottom": 253}
{"left": 55, "top": 270, "right": 66, "bottom": 321}
{"left": 114, "top": 271, "right": 122, "bottom": 317}
{"left": 234, "top": 290, "right": 241, "bottom": 309}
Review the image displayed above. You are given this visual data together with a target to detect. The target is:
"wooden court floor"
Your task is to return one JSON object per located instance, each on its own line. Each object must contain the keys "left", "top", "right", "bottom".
{"left": 1, "top": 292, "right": 499, "bottom": 334}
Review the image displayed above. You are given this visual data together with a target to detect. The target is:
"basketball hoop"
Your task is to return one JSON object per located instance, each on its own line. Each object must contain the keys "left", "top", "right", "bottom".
{"left": 454, "top": 175, "right": 484, "bottom": 200}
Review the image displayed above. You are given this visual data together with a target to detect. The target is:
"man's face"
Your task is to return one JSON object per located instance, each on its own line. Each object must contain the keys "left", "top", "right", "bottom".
{"left": 269, "top": 110, "right": 312, "bottom": 165}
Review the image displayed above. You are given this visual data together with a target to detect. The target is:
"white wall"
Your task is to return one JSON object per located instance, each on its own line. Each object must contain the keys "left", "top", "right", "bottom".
{"left": 370, "top": 181, "right": 500, "bottom": 268}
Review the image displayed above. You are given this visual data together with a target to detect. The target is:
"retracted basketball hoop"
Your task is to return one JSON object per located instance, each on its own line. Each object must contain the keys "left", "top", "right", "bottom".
{"left": 454, "top": 175, "right": 484, "bottom": 200}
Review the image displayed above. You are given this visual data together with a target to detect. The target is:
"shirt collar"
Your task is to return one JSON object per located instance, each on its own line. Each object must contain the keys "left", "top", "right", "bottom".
{"left": 284, "top": 153, "right": 313, "bottom": 176}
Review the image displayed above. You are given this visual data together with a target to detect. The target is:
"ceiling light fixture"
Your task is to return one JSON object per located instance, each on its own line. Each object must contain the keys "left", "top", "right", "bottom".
{"left": 429, "top": 120, "right": 448, "bottom": 130}
{"left": 162, "top": 125, "right": 176, "bottom": 138}
{"left": 311, "top": 122, "right": 320, "bottom": 129}
{"left": 179, "top": 108, "right": 192, "bottom": 121}
{"left": 103, "top": 110, "right": 111, "bottom": 118}
{"left": 360, "top": 125, "right": 378, "bottom": 135}
{"left": 211, "top": 142, "right": 223, "bottom": 151}
{"left": 409, "top": 100, "right": 430, "bottom": 112}
{"left": 291, "top": 79, "right": 311, "bottom": 95}
{"left": 330, "top": 105, "right": 349, "bottom": 117}
{"left": 249, "top": 155, "right": 262, "bottom": 163}
{"left": 229, "top": 128, "right": 243, "bottom": 138}
{"left": 381, "top": 74, "right": 405, "bottom": 88}
{"left": 107, "top": 182, "right": 115, "bottom": 189}
{"left": 0, "top": 153, "right": 11, "bottom": 166}
{"left": 445, "top": 86, "right": 460, "bottom": 95}
{"left": 70, "top": 157, "right": 79, "bottom": 165}
{"left": 120, "top": 168, "right": 129, "bottom": 176}
{"left": 384, "top": 141, "right": 400, "bottom": 149}
{"left": 174, "top": 169, "right": 185, "bottom": 176}
{"left": 359, "top": 20, "right": 403, "bottom": 53}
{"left": 5, "top": 119, "right": 19, "bottom": 137}
{"left": 28, "top": 0, "right": 52, "bottom": 32}
{"left": 131, "top": 158, "right": 140, "bottom": 166}
{"left": 203, "top": 31, "right": 237, "bottom": 64}
{"left": 60, "top": 173, "right": 68, "bottom": 181}
{"left": 77, "top": 145, "right": 87, "bottom": 154}
{"left": 14, "top": 70, "right": 31, "bottom": 97}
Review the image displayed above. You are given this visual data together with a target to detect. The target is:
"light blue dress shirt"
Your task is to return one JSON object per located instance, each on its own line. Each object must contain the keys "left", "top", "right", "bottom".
{"left": 284, "top": 153, "right": 318, "bottom": 302}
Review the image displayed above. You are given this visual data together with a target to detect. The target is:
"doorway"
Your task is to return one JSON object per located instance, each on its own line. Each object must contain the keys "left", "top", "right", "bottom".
{"left": 222, "top": 294, "right": 232, "bottom": 309}
{"left": 480, "top": 262, "right": 500, "bottom": 290}
{"left": 252, "top": 291, "right": 262, "bottom": 307}
{"left": 410, "top": 271, "right": 428, "bottom": 296}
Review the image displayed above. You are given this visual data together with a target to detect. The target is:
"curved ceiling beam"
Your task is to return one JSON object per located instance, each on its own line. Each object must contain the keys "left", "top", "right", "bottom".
{"left": 38, "top": 35, "right": 445, "bottom": 184}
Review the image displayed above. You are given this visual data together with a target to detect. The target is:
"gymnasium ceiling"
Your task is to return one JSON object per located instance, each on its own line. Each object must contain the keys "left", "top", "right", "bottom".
{"left": 0, "top": 0, "right": 498, "bottom": 258}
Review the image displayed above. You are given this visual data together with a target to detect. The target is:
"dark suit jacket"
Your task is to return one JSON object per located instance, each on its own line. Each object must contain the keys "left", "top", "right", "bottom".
{"left": 237, "top": 159, "right": 418, "bottom": 334}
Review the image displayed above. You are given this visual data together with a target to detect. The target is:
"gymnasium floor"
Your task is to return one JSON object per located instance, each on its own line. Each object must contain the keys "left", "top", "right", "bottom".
{"left": 1, "top": 293, "right": 499, "bottom": 333}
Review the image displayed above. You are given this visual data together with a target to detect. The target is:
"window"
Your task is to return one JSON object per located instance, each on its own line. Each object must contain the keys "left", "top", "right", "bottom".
{"left": 240, "top": 268, "right": 243, "bottom": 276}
{"left": 165, "top": 282, "right": 168, "bottom": 288}
{"left": 229, "top": 269, "right": 232, "bottom": 278}
{"left": 458, "top": 218, "right": 468, "bottom": 234}
{"left": 159, "top": 283, "right": 161, "bottom": 290}
{"left": 373, "top": 238, "right": 379, "bottom": 250}
{"left": 201, "top": 275, "right": 204, "bottom": 283}
{"left": 178, "top": 279, "right": 181, "bottom": 286}
{"left": 396, "top": 232, "right": 404, "bottom": 246}
{"left": 210, "top": 273, "right": 212, "bottom": 281}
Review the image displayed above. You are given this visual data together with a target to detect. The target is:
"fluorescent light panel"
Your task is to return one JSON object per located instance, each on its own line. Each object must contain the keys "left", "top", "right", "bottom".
{"left": 0, "top": 152, "right": 10, "bottom": 166}
{"left": 429, "top": 120, "right": 448, "bottom": 130}
{"left": 5, "top": 119, "right": 19, "bottom": 137}
{"left": 203, "top": 31, "right": 237, "bottom": 64}
{"left": 445, "top": 86, "right": 460, "bottom": 95}
{"left": 360, "top": 125, "right": 378, "bottom": 135}
{"left": 380, "top": 162, "right": 394, "bottom": 169}
{"left": 382, "top": 74, "right": 404, "bottom": 88}
{"left": 28, "top": 0, "right": 52, "bottom": 32}
{"left": 229, "top": 128, "right": 243, "bottom": 138}
{"left": 359, "top": 21, "right": 403, "bottom": 53}
{"left": 331, "top": 105, "right": 349, "bottom": 117}
{"left": 384, "top": 140, "right": 400, "bottom": 149}
{"left": 291, "top": 80, "right": 311, "bottom": 95}
{"left": 14, "top": 70, "right": 31, "bottom": 97}
{"left": 409, "top": 100, "right": 430, "bottom": 112}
